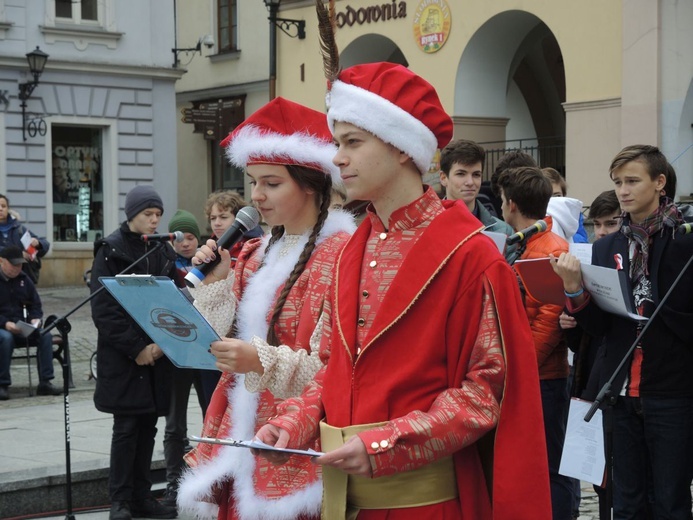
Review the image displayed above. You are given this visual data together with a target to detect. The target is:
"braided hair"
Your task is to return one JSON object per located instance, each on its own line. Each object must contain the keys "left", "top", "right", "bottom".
{"left": 265, "top": 164, "right": 333, "bottom": 345}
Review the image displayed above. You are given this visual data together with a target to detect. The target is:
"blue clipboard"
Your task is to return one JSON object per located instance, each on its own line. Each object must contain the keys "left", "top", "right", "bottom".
{"left": 100, "top": 275, "right": 220, "bottom": 370}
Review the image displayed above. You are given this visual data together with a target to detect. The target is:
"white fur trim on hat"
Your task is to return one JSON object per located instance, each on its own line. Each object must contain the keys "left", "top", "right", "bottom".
{"left": 326, "top": 80, "right": 438, "bottom": 174}
{"left": 226, "top": 125, "right": 342, "bottom": 187}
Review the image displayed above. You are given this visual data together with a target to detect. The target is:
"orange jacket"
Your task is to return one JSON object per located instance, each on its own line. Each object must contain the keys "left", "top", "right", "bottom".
{"left": 519, "top": 217, "right": 570, "bottom": 379}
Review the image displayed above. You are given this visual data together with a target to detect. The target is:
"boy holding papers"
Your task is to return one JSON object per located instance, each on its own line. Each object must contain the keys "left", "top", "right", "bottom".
{"left": 552, "top": 145, "right": 693, "bottom": 519}
{"left": 497, "top": 166, "right": 572, "bottom": 520}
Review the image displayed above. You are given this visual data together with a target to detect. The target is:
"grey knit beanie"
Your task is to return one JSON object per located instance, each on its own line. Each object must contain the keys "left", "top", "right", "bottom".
{"left": 124, "top": 185, "right": 164, "bottom": 221}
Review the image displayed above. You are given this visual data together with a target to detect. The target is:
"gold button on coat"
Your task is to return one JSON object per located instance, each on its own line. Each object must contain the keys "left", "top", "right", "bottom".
{"left": 379, "top": 232, "right": 387, "bottom": 240}
{"left": 379, "top": 440, "right": 389, "bottom": 448}
{"left": 371, "top": 442, "right": 379, "bottom": 450}
{"left": 369, "top": 260, "right": 377, "bottom": 268}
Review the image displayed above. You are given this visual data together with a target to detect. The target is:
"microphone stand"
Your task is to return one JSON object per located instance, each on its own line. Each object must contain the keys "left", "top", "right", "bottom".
{"left": 39, "top": 242, "right": 166, "bottom": 520}
{"left": 583, "top": 249, "right": 693, "bottom": 520}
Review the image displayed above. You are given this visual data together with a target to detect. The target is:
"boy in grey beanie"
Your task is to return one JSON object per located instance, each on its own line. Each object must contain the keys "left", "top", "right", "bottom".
{"left": 124, "top": 185, "right": 163, "bottom": 221}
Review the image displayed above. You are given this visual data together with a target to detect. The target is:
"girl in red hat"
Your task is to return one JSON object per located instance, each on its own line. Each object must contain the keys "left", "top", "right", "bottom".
{"left": 177, "top": 97, "right": 355, "bottom": 520}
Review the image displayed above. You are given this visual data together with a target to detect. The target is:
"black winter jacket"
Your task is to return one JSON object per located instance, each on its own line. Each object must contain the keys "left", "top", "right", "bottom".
{"left": 0, "top": 270, "right": 43, "bottom": 328}
{"left": 90, "top": 222, "right": 177, "bottom": 415}
{"left": 571, "top": 229, "right": 693, "bottom": 398}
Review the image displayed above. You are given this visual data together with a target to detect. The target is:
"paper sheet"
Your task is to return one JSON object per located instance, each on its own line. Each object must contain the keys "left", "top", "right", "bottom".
{"left": 569, "top": 243, "right": 592, "bottom": 265}
{"left": 580, "top": 264, "right": 646, "bottom": 321}
{"left": 189, "top": 435, "right": 324, "bottom": 457}
{"left": 16, "top": 320, "right": 38, "bottom": 338}
{"left": 559, "top": 398, "right": 605, "bottom": 486}
{"left": 481, "top": 230, "right": 507, "bottom": 255}
{"left": 20, "top": 230, "right": 37, "bottom": 260}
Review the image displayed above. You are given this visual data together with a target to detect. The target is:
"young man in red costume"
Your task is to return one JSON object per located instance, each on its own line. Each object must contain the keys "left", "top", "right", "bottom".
{"left": 256, "top": 62, "right": 552, "bottom": 519}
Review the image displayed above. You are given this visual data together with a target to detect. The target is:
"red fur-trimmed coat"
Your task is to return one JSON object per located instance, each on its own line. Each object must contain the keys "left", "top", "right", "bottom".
{"left": 178, "top": 211, "right": 355, "bottom": 520}
{"left": 271, "top": 199, "right": 552, "bottom": 519}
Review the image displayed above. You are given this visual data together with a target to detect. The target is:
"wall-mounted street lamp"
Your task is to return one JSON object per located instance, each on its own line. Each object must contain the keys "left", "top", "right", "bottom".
{"left": 172, "top": 34, "right": 215, "bottom": 68}
{"left": 18, "top": 46, "right": 49, "bottom": 141}
{"left": 263, "top": 0, "right": 306, "bottom": 100}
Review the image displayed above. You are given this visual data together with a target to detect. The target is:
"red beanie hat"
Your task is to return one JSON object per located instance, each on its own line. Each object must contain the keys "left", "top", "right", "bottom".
{"left": 326, "top": 62, "right": 453, "bottom": 174}
{"left": 221, "top": 97, "right": 340, "bottom": 185}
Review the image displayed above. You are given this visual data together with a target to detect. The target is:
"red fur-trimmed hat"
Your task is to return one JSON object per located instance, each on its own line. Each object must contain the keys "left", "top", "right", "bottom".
{"left": 221, "top": 97, "right": 340, "bottom": 184}
{"left": 326, "top": 62, "right": 453, "bottom": 175}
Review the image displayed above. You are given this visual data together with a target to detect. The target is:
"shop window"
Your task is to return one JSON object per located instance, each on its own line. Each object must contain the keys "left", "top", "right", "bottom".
{"left": 218, "top": 0, "right": 237, "bottom": 52}
{"left": 51, "top": 125, "right": 103, "bottom": 243}
{"left": 55, "top": 0, "right": 99, "bottom": 24}
{"left": 211, "top": 139, "right": 244, "bottom": 196}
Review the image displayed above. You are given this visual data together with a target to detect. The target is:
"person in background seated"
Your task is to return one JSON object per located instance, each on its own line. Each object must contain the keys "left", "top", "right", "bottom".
{"left": 0, "top": 245, "right": 62, "bottom": 400}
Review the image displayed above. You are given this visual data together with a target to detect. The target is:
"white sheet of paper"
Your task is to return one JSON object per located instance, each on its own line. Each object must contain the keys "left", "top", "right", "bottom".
{"left": 189, "top": 435, "right": 324, "bottom": 457}
{"left": 569, "top": 243, "right": 592, "bottom": 265}
{"left": 20, "top": 230, "right": 37, "bottom": 260}
{"left": 581, "top": 264, "right": 646, "bottom": 321}
{"left": 559, "top": 398, "right": 605, "bottom": 486}
{"left": 481, "top": 230, "right": 506, "bottom": 255}
{"left": 16, "top": 320, "right": 38, "bottom": 338}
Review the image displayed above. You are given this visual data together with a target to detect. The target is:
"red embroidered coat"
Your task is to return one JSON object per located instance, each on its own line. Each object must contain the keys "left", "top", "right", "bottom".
{"left": 271, "top": 193, "right": 552, "bottom": 519}
{"left": 179, "top": 214, "right": 354, "bottom": 520}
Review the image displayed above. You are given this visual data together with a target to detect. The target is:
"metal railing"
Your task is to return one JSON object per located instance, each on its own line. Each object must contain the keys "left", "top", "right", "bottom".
{"left": 479, "top": 136, "right": 566, "bottom": 181}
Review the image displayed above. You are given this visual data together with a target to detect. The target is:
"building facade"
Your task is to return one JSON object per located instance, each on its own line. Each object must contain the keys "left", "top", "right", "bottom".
{"left": 272, "top": 0, "right": 692, "bottom": 204}
{"left": 173, "top": 0, "right": 272, "bottom": 234}
{"left": 0, "top": 0, "right": 181, "bottom": 286}
{"left": 2, "top": 1, "right": 691, "bottom": 285}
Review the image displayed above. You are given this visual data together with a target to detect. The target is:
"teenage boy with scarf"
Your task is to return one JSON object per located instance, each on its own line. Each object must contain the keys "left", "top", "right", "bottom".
{"left": 552, "top": 145, "right": 693, "bottom": 519}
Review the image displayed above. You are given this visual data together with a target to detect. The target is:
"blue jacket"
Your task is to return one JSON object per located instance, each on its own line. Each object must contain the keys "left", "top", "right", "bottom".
{"left": 0, "top": 215, "right": 50, "bottom": 257}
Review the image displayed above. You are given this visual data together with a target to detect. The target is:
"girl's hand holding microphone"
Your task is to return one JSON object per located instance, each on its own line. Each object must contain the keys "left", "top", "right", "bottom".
{"left": 191, "top": 239, "right": 231, "bottom": 284}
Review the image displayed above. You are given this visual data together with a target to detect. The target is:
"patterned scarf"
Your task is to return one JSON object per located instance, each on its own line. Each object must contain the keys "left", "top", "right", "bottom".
{"left": 620, "top": 196, "right": 682, "bottom": 284}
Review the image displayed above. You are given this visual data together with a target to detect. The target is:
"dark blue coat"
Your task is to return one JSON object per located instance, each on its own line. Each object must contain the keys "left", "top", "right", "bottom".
{"left": 0, "top": 270, "right": 43, "bottom": 329}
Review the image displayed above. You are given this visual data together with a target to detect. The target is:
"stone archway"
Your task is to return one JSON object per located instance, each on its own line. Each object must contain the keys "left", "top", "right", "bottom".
{"left": 454, "top": 10, "right": 566, "bottom": 175}
{"left": 339, "top": 33, "right": 408, "bottom": 69}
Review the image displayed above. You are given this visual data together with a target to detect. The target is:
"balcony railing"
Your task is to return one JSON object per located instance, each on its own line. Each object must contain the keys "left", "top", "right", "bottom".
{"left": 478, "top": 136, "right": 566, "bottom": 182}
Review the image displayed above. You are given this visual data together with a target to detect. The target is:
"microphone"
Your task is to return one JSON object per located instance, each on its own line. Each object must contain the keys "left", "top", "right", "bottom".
{"left": 677, "top": 223, "right": 693, "bottom": 235}
{"left": 506, "top": 219, "right": 548, "bottom": 246}
{"left": 184, "top": 206, "right": 261, "bottom": 288}
{"left": 141, "top": 231, "right": 184, "bottom": 243}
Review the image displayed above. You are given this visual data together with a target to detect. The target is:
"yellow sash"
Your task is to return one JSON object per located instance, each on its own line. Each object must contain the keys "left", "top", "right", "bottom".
{"left": 320, "top": 421, "right": 458, "bottom": 520}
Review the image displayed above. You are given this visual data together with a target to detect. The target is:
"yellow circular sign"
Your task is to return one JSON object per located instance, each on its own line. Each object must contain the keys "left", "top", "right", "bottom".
{"left": 413, "top": 0, "right": 452, "bottom": 54}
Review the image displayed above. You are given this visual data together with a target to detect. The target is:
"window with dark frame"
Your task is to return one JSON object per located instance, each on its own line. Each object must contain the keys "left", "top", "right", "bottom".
{"left": 55, "top": 0, "right": 98, "bottom": 22}
{"left": 51, "top": 125, "right": 104, "bottom": 243}
{"left": 218, "top": 0, "right": 238, "bottom": 52}
{"left": 211, "top": 139, "right": 245, "bottom": 196}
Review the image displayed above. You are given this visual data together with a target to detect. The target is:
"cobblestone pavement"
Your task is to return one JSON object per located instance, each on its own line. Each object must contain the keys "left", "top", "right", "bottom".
{"left": 3, "top": 286, "right": 605, "bottom": 519}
